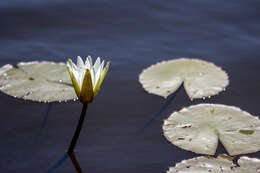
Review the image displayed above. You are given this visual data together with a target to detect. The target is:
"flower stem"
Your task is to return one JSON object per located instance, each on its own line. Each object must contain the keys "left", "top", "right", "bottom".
{"left": 69, "top": 152, "right": 83, "bottom": 173}
{"left": 67, "top": 103, "right": 88, "bottom": 155}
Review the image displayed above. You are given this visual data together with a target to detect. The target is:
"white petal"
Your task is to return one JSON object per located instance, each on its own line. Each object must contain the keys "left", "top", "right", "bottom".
{"left": 90, "top": 67, "right": 95, "bottom": 89}
{"left": 93, "top": 57, "right": 101, "bottom": 73}
{"left": 71, "top": 60, "right": 77, "bottom": 69}
{"left": 66, "top": 61, "right": 72, "bottom": 69}
{"left": 70, "top": 60, "right": 77, "bottom": 71}
{"left": 67, "top": 61, "right": 76, "bottom": 81}
{"left": 67, "top": 61, "right": 80, "bottom": 84}
{"left": 78, "top": 68, "right": 85, "bottom": 88}
{"left": 77, "top": 56, "right": 84, "bottom": 68}
{"left": 69, "top": 60, "right": 78, "bottom": 76}
{"left": 95, "top": 60, "right": 104, "bottom": 86}
{"left": 85, "top": 56, "right": 93, "bottom": 69}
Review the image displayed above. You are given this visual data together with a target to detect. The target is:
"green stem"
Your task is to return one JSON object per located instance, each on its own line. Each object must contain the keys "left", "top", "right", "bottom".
{"left": 67, "top": 103, "right": 88, "bottom": 155}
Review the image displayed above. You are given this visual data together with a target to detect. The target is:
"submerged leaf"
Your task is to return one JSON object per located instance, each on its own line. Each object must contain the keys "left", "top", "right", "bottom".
{"left": 139, "top": 58, "right": 229, "bottom": 100}
{"left": 167, "top": 155, "right": 260, "bottom": 173}
{"left": 0, "top": 61, "right": 77, "bottom": 102}
{"left": 163, "top": 104, "right": 260, "bottom": 155}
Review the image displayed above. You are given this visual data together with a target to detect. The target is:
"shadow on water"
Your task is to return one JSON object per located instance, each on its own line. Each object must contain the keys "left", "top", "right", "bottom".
{"left": 47, "top": 103, "right": 87, "bottom": 173}
{"left": 136, "top": 85, "right": 182, "bottom": 133}
{"left": 31, "top": 103, "right": 53, "bottom": 144}
{"left": 46, "top": 152, "right": 83, "bottom": 173}
{"left": 40, "top": 81, "right": 73, "bottom": 129}
{"left": 46, "top": 153, "right": 69, "bottom": 173}
{"left": 41, "top": 103, "right": 53, "bottom": 128}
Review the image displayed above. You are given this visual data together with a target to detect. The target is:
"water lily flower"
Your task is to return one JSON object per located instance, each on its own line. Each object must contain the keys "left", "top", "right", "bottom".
{"left": 67, "top": 56, "right": 110, "bottom": 103}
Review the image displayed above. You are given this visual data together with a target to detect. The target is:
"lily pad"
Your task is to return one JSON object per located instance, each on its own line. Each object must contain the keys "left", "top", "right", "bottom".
{"left": 139, "top": 58, "right": 229, "bottom": 100}
{"left": 163, "top": 104, "right": 260, "bottom": 155}
{"left": 167, "top": 155, "right": 260, "bottom": 173}
{"left": 0, "top": 61, "right": 77, "bottom": 102}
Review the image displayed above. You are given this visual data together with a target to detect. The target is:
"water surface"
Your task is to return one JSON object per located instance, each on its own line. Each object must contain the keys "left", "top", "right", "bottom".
{"left": 0, "top": 0, "right": 260, "bottom": 172}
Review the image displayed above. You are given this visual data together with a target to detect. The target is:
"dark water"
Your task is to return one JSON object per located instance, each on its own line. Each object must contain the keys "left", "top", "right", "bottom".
{"left": 0, "top": 0, "right": 260, "bottom": 172}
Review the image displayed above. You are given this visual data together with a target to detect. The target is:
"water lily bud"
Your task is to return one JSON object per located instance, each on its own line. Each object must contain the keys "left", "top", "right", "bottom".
{"left": 67, "top": 56, "right": 110, "bottom": 103}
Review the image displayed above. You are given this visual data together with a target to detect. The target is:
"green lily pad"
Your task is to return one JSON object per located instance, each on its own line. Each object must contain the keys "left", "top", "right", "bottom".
{"left": 139, "top": 58, "right": 229, "bottom": 100}
{"left": 0, "top": 61, "right": 77, "bottom": 103}
{"left": 163, "top": 104, "right": 260, "bottom": 155}
{"left": 167, "top": 155, "right": 260, "bottom": 173}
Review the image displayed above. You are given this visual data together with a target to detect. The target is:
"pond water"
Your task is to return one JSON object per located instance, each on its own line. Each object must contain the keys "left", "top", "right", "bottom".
{"left": 0, "top": 0, "right": 260, "bottom": 172}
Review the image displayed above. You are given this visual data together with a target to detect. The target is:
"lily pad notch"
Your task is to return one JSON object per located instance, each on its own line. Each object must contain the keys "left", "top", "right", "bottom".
{"left": 163, "top": 104, "right": 260, "bottom": 155}
{"left": 139, "top": 58, "right": 229, "bottom": 100}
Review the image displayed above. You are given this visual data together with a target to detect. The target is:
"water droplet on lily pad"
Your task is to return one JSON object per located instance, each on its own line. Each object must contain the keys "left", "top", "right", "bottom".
{"left": 163, "top": 104, "right": 260, "bottom": 155}
{"left": 167, "top": 155, "right": 260, "bottom": 173}
{"left": 139, "top": 58, "right": 229, "bottom": 100}
{"left": 0, "top": 61, "right": 77, "bottom": 102}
